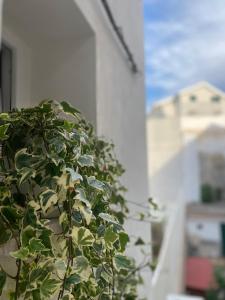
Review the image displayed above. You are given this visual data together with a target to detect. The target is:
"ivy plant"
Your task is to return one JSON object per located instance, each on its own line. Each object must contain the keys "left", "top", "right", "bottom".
{"left": 0, "top": 100, "right": 144, "bottom": 299}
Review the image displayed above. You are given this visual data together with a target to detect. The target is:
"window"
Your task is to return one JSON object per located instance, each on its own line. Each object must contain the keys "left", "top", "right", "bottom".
{"left": 211, "top": 95, "right": 221, "bottom": 102}
{"left": 190, "top": 95, "right": 197, "bottom": 102}
{"left": 0, "top": 43, "right": 13, "bottom": 112}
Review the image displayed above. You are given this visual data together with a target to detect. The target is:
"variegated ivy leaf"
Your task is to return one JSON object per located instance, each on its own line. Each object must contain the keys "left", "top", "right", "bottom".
{"left": 74, "top": 188, "right": 91, "bottom": 208}
{"left": 87, "top": 176, "right": 105, "bottom": 191}
{"left": 0, "top": 186, "right": 11, "bottom": 201}
{"left": 0, "top": 112, "right": 10, "bottom": 120}
{"left": 60, "top": 101, "right": 80, "bottom": 117}
{"left": 29, "top": 238, "right": 46, "bottom": 253}
{"left": 78, "top": 154, "right": 94, "bottom": 167}
{"left": 73, "top": 256, "right": 92, "bottom": 282}
{"left": 15, "top": 148, "right": 41, "bottom": 171}
{"left": 28, "top": 200, "right": 41, "bottom": 211}
{"left": 113, "top": 254, "right": 132, "bottom": 271}
{"left": 59, "top": 211, "right": 68, "bottom": 226}
{"left": 55, "top": 259, "right": 67, "bottom": 279}
{"left": 71, "top": 226, "right": 94, "bottom": 247}
{"left": 0, "top": 124, "right": 10, "bottom": 141}
{"left": 0, "top": 225, "right": 12, "bottom": 245}
{"left": 57, "top": 169, "right": 82, "bottom": 189}
{"left": 10, "top": 247, "right": 29, "bottom": 260}
{"left": 119, "top": 231, "right": 130, "bottom": 252}
{"left": 0, "top": 269, "right": 6, "bottom": 296}
{"left": 99, "top": 213, "right": 120, "bottom": 225}
{"left": 40, "top": 276, "right": 60, "bottom": 299}
{"left": 104, "top": 226, "right": 118, "bottom": 249}
{"left": 65, "top": 168, "right": 83, "bottom": 183}
{"left": 73, "top": 201, "right": 92, "bottom": 225}
{"left": 19, "top": 167, "right": 36, "bottom": 185}
{"left": 39, "top": 189, "right": 58, "bottom": 213}
{"left": 62, "top": 293, "right": 74, "bottom": 300}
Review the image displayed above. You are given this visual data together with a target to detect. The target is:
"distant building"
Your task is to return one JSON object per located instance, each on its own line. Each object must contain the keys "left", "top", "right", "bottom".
{"left": 147, "top": 81, "right": 225, "bottom": 205}
{"left": 148, "top": 82, "right": 225, "bottom": 299}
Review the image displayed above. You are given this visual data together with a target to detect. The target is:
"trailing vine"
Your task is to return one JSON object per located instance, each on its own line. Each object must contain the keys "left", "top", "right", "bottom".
{"left": 0, "top": 100, "right": 149, "bottom": 299}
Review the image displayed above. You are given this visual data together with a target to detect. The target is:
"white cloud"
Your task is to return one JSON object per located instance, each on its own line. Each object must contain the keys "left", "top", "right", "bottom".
{"left": 144, "top": 0, "right": 225, "bottom": 101}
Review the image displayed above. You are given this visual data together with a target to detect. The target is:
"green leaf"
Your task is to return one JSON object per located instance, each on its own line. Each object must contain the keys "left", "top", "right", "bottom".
{"left": 39, "top": 189, "right": 58, "bottom": 213}
{"left": 0, "top": 221, "right": 12, "bottom": 245}
{"left": 113, "top": 254, "right": 132, "bottom": 271}
{"left": 119, "top": 232, "right": 129, "bottom": 252}
{"left": 0, "top": 124, "right": 10, "bottom": 141}
{"left": 73, "top": 256, "right": 92, "bottom": 282}
{"left": 73, "top": 201, "right": 92, "bottom": 225}
{"left": 0, "top": 207, "right": 22, "bottom": 228}
{"left": 65, "top": 274, "right": 81, "bottom": 287}
{"left": 0, "top": 113, "right": 10, "bottom": 121}
{"left": 55, "top": 259, "right": 66, "bottom": 279}
{"left": 0, "top": 186, "right": 11, "bottom": 200}
{"left": 74, "top": 188, "right": 91, "bottom": 208}
{"left": 15, "top": 148, "right": 40, "bottom": 171}
{"left": 62, "top": 294, "right": 74, "bottom": 300}
{"left": 10, "top": 247, "right": 29, "bottom": 260}
{"left": 29, "top": 238, "right": 46, "bottom": 252}
{"left": 60, "top": 101, "right": 80, "bottom": 116}
{"left": 0, "top": 269, "right": 6, "bottom": 296}
{"left": 21, "top": 225, "right": 36, "bottom": 247}
{"left": 19, "top": 167, "right": 36, "bottom": 185}
{"left": 135, "top": 237, "right": 145, "bottom": 246}
{"left": 40, "top": 277, "right": 59, "bottom": 298}
{"left": 65, "top": 168, "right": 83, "bottom": 183}
{"left": 0, "top": 229, "right": 11, "bottom": 245}
{"left": 29, "top": 268, "right": 48, "bottom": 283}
{"left": 99, "top": 213, "right": 119, "bottom": 225}
{"left": 104, "top": 226, "right": 118, "bottom": 249}
{"left": 78, "top": 155, "right": 94, "bottom": 167}
{"left": 87, "top": 176, "right": 105, "bottom": 191}
{"left": 71, "top": 226, "right": 94, "bottom": 247}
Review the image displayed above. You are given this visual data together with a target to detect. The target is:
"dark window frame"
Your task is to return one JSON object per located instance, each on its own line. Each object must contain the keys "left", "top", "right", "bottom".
{"left": 0, "top": 42, "right": 14, "bottom": 112}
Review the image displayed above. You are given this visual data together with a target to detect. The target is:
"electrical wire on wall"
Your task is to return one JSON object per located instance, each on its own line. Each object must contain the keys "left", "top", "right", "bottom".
{"left": 100, "top": 0, "right": 139, "bottom": 74}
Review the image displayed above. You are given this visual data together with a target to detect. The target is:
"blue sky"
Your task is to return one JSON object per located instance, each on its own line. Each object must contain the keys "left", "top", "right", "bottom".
{"left": 143, "top": 0, "right": 225, "bottom": 111}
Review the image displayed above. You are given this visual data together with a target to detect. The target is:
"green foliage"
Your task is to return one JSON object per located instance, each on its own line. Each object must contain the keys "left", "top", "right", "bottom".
{"left": 201, "top": 183, "right": 223, "bottom": 204}
{"left": 206, "top": 267, "right": 225, "bottom": 300}
{"left": 0, "top": 100, "right": 144, "bottom": 299}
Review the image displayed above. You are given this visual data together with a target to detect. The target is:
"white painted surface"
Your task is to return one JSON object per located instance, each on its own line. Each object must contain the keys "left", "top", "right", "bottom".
{"left": 187, "top": 220, "right": 221, "bottom": 242}
{"left": 148, "top": 82, "right": 225, "bottom": 205}
{"left": 167, "top": 295, "right": 204, "bottom": 300}
{"left": 150, "top": 200, "right": 186, "bottom": 300}
{"left": 0, "top": 0, "right": 150, "bottom": 297}
{"left": 147, "top": 82, "right": 225, "bottom": 299}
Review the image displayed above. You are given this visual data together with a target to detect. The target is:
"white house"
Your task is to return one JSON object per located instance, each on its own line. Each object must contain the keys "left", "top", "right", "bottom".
{"left": 147, "top": 82, "right": 225, "bottom": 299}
{"left": 0, "top": 0, "right": 150, "bottom": 297}
{"left": 148, "top": 81, "right": 225, "bottom": 205}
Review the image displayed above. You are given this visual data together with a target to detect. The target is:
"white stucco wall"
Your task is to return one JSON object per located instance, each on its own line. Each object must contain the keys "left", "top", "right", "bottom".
{"left": 148, "top": 82, "right": 225, "bottom": 205}
{"left": 0, "top": 0, "right": 150, "bottom": 297}
{"left": 147, "top": 116, "right": 183, "bottom": 204}
{"left": 2, "top": 0, "right": 97, "bottom": 125}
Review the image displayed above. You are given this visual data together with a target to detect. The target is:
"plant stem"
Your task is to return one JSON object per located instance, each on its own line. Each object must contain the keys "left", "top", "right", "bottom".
{"left": 15, "top": 259, "right": 21, "bottom": 300}
{"left": 58, "top": 196, "right": 73, "bottom": 299}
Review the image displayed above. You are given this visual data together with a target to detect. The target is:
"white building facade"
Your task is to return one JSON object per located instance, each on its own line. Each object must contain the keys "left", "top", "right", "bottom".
{"left": 0, "top": 0, "right": 150, "bottom": 297}
{"left": 148, "top": 82, "right": 225, "bottom": 299}
{"left": 148, "top": 81, "right": 225, "bottom": 205}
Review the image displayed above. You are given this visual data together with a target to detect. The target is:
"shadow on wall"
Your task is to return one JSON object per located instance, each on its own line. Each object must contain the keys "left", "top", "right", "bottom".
{"left": 149, "top": 123, "right": 225, "bottom": 206}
